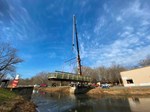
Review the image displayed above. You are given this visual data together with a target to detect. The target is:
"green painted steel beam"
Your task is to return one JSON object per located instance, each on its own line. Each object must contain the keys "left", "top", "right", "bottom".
{"left": 48, "top": 73, "right": 92, "bottom": 82}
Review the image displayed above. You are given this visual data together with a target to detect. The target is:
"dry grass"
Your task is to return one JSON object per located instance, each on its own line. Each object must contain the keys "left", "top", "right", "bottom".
{"left": 38, "top": 86, "right": 70, "bottom": 93}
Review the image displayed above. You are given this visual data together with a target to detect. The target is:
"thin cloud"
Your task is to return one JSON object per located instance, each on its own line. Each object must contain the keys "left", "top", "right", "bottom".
{"left": 94, "top": 16, "right": 106, "bottom": 34}
{"left": 80, "top": 0, "right": 150, "bottom": 68}
{"left": 103, "top": 3, "right": 110, "bottom": 13}
{"left": 116, "top": 16, "right": 123, "bottom": 22}
{"left": 121, "top": 0, "right": 150, "bottom": 20}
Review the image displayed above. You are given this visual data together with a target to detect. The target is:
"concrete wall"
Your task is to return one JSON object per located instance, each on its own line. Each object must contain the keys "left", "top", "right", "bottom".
{"left": 12, "top": 87, "right": 34, "bottom": 100}
{"left": 120, "top": 66, "right": 150, "bottom": 87}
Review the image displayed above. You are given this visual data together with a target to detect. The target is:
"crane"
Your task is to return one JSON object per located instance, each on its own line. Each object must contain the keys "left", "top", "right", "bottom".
{"left": 72, "top": 15, "right": 82, "bottom": 76}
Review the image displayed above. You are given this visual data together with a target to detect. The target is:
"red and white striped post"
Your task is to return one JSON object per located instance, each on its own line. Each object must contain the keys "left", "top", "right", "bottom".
{"left": 11, "top": 74, "right": 19, "bottom": 88}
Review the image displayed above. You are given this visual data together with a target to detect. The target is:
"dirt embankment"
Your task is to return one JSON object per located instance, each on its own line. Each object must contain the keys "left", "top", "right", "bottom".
{"left": 37, "top": 86, "right": 70, "bottom": 93}
{"left": 86, "top": 87, "right": 104, "bottom": 95}
{"left": 0, "top": 96, "right": 36, "bottom": 112}
{"left": 0, "top": 92, "right": 36, "bottom": 112}
{"left": 11, "top": 99, "right": 36, "bottom": 112}
{"left": 86, "top": 87, "right": 150, "bottom": 96}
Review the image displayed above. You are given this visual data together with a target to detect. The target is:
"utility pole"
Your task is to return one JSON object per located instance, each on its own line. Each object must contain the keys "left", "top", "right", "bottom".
{"left": 73, "top": 15, "right": 82, "bottom": 76}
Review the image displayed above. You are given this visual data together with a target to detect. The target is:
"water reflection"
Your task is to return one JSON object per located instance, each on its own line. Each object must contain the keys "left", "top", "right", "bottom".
{"left": 69, "top": 95, "right": 131, "bottom": 112}
{"left": 32, "top": 91, "right": 150, "bottom": 112}
{"left": 131, "top": 97, "right": 140, "bottom": 103}
{"left": 128, "top": 97, "right": 150, "bottom": 112}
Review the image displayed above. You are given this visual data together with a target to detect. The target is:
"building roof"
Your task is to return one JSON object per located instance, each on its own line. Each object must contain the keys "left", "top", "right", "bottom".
{"left": 120, "top": 66, "right": 150, "bottom": 75}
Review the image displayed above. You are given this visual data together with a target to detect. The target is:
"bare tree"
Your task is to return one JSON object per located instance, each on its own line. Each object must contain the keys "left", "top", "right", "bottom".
{"left": 31, "top": 72, "right": 49, "bottom": 84}
{"left": 139, "top": 55, "right": 150, "bottom": 67}
{"left": 81, "top": 66, "right": 99, "bottom": 82}
{"left": 82, "top": 65, "right": 126, "bottom": 84}
{"left": 0, "top": 42, "right": 23, "bottom": 79}
{"left": 95, "top": 66, "right": 108, "bottom": 81}
{"left": 108, "top": 64, "right": 126, "bottom": 84}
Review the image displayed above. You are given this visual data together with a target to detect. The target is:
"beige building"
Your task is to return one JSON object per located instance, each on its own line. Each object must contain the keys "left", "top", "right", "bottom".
{"left": 120, "top": 66, "right": 150, "bottom": 87}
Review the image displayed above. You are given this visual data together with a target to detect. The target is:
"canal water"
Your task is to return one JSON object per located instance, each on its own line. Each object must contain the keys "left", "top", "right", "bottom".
{"left": 32, "top": 90, "right": 150, "bottom": 112}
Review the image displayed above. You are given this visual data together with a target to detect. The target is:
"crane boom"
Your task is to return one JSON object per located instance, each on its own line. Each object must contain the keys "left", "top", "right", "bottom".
{"left": 73, "top": 15, "right": 82, "bottom": 76}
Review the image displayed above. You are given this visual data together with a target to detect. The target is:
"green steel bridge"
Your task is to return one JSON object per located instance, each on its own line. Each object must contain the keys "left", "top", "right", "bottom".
{"left": 48, "top": 72, "right": 92, "bottom": 82}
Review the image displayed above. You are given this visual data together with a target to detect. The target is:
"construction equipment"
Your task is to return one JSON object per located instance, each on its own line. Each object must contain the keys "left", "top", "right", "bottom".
{"left": 73, "top": 15, "right": 82, "bottom": 76}
{"left": 48, "top": 15, "right": 91, "bottom": 83}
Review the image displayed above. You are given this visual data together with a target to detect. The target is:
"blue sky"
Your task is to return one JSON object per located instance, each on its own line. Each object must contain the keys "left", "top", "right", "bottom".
{"left": 0, "top": 0, "right": 150, "bottom": 78}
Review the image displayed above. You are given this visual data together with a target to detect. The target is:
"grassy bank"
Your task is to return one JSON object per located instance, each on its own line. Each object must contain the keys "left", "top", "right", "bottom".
{"left": 0, "top": 88, "right": 17, "bottom": 103}
{"left": 0, "top": 88, "right": 36, "bottom": 112}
